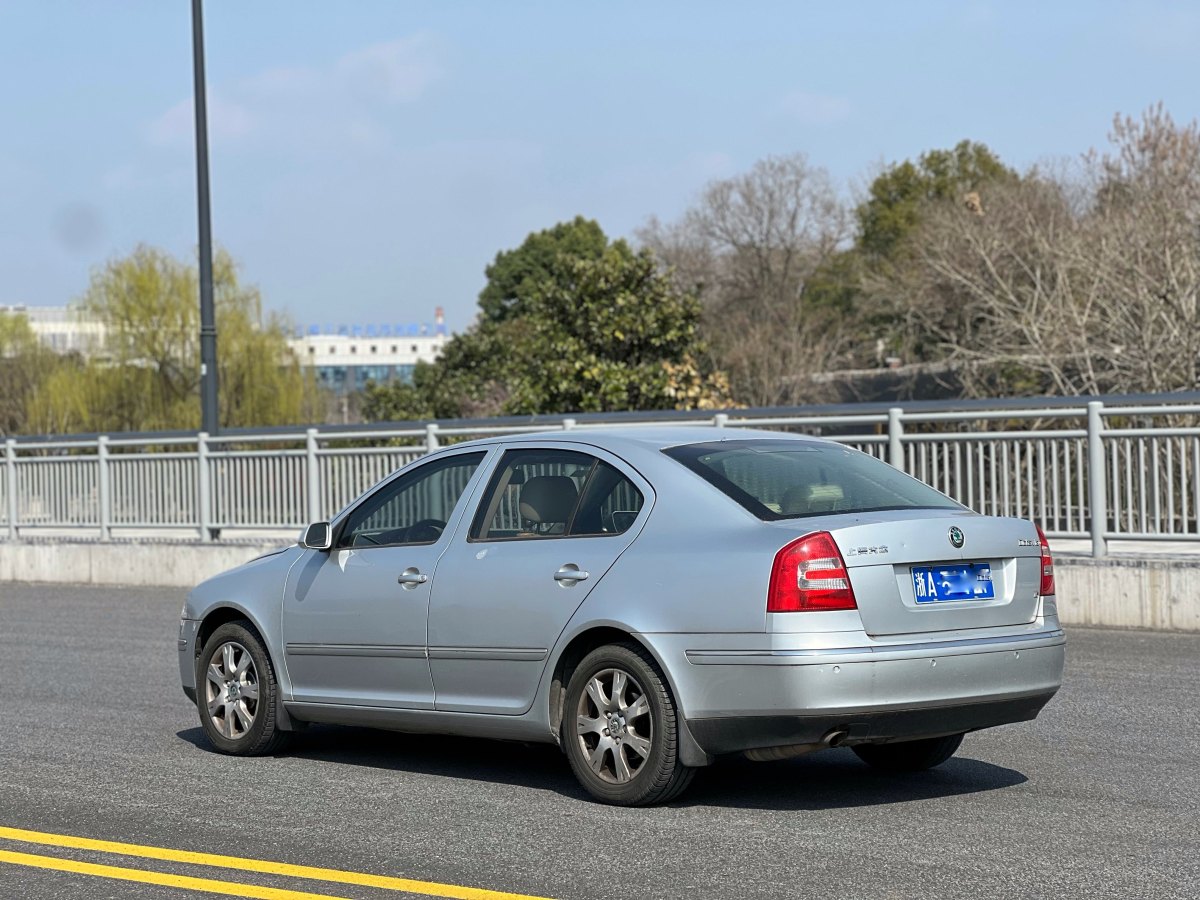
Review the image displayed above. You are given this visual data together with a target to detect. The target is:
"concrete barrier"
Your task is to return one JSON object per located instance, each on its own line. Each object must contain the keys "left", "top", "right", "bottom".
{"left": 1055, "top": 556, "right": 1200, "bottom": 632}
{"left": 0, "top": 540, "right": 285, "bottom": 589}
{"left": 1, "top": 540, "right": 1198, "bottom": 632}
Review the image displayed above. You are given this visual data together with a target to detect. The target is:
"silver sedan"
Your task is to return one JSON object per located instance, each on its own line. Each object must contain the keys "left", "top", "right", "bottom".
{"left": 179, "top": 427, "right": 1065, "bottom": 805}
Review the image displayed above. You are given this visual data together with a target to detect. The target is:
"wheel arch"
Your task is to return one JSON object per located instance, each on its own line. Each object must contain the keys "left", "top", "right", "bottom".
{"left": 194, "top": 604, "right": 299, "bottom": 732}
{"left": 546, "top": 623, "right": 712, "bottom": 767}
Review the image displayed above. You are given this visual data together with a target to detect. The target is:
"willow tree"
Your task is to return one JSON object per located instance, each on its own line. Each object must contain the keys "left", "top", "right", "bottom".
{"left": 0, "top": 310, "right": 62, "bottom": 436}
{"left": 28, "top": 246, "right": 316, "bottom": 433}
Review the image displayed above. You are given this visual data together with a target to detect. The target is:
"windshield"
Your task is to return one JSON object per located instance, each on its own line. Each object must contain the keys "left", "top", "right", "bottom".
{"left": 663, "top": 439, "right": 963, "bottom": 521}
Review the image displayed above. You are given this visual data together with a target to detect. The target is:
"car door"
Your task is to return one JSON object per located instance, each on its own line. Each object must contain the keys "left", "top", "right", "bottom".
{"left": 282, "top": 449, "right": 491, "bottom": 709}
{"left": 429, "top": 445, "right": 653, "bottom": 714}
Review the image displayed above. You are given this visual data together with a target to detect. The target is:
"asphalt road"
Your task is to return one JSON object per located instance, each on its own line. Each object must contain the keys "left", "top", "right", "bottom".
{"left": 0, "top": 584, "right": 1197, "bottom": 900}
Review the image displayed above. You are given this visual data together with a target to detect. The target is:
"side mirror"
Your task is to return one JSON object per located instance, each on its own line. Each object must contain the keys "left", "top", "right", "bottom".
{"left": 301, "top": 521, "right": 332, "bottom": 551}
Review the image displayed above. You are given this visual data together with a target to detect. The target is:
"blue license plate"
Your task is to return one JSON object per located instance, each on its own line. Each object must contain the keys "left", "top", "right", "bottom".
{"left": 911, "top": 563, "right": 994, "bottom": 602}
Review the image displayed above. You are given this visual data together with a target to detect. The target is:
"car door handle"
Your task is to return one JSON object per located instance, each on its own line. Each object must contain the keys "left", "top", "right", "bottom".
{"left": 553, "top": 565, "right": 589, "bottom": 584}
{"left": 397, "top": 568, "right": 428, "bottom": 588}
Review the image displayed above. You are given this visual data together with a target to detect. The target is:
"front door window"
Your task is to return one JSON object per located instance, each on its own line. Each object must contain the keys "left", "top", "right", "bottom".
{"left": 339, "top": 452, "right": 487, "bottom": 548}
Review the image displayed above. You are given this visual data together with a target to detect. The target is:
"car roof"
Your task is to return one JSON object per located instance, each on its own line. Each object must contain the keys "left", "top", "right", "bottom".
{"left": 451, "top": 425, "right": 829, "bottom": 454}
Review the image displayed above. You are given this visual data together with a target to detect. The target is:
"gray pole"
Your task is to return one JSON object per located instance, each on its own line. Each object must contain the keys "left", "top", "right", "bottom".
{"left": 1086, "top": 400, "right": 1107, "bottom": 558}
{"left": 192, "top": 0, "right": 219, "bottom": 435}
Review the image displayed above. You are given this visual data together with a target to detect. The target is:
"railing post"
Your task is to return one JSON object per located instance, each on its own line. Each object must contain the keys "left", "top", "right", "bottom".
{"left": 562, "top": 418, "right": 576, "bottom": 431}
{"left": 305, "top": 427, "right": 320, "bottom": 524}
{"left": 1087, "top": 400, "right": 1107, "bottom": 558}
{"left": 713, "top": 413, "right": 729, "bottom": 428}
{"left": 197, "top": 431, "right": 212, "bottom": 542}
{"left": 97, "top": 435, "right": 111, "bottom": 542}
{"left": 887, "top": 407, "right": 905, "bottom": 471}
{"left": 5, "top": 439, "right": 17, "bottom": 542}
{"left": 424, "top": 423, "right": 440, "bottom": 454}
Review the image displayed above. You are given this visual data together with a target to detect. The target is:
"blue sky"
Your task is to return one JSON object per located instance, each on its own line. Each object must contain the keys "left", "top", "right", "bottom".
{"left": 1, "top": 1, "right": 1198, "bottom": 331}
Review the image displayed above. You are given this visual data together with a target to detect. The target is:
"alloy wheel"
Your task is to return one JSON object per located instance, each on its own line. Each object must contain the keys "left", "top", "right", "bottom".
{"left": 575, "top": 667, "right": 654, "bottom": 784}
{"left": 204, "top": 641, "right": 260, "bottom": 740}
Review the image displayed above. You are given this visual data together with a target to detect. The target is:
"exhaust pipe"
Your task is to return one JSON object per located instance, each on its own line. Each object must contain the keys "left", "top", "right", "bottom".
{"left": 743, "top": 728, "right": 849, "bottom": 762}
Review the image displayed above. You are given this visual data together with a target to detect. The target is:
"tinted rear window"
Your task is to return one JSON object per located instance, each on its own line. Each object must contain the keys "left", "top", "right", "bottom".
{"left": 663, "top": 440, "right": 962, "bottom": 520}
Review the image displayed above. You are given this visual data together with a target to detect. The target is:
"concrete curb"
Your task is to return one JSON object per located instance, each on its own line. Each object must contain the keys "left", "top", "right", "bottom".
{"left": 2, "top": 541, "right": 1198, "bottom": 633}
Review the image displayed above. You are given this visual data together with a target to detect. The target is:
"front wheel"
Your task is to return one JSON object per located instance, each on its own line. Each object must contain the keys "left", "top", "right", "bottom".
{"left": 196, "top": 621, "right": 288, "bottom": 756}
{"left": 563, "top": 643, "right": 694, "bottom": 806}
{"left": 852, "top": 733, "right": 963, "bottom": 772}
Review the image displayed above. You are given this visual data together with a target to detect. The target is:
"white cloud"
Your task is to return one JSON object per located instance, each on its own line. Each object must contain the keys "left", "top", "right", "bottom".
{"left": 147, "top": 94, "right": 256, "bottom": 148}
{"left": 336, "top": 35, "right": 443, "bottom": 104}
{"left": 242, "top": 65, "right": 321, "bottom": 100}
{"left": 681, "top": 150, "right": 735, "bottom": 181}
{"left": 0, "top": 152, "right": 38, "bottom": 190}
{"left": 101, "top": 163, "right": 137, "bottom": 191}
{"left": 145, "top": 32, "right": 444, "bottom": 151}
{"left": 1132, "top": 7, "right": 1200, "bottom": 55}
{"left": 778, "top": 90, "right": 851, "bottom": 125}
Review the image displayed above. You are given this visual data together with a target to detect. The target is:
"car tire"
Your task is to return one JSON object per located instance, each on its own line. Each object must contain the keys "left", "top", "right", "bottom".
{"left": 852, "top": 734, "right": 964, "bottom": 772}
{"left": 196, "top": 621, "right": 288, "bottom": 756}
{"left": 562, "top": 642, "right": 695, "bottom": 806}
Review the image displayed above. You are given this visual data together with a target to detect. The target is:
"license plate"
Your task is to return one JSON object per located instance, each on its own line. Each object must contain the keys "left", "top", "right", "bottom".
{"left": 911, "top": 563, "right": 994, "bottom": 602}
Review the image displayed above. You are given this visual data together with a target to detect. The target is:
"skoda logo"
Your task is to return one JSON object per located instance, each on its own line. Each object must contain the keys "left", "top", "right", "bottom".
{"left": 948, "top": 526, "right": 965, "bottom": 549}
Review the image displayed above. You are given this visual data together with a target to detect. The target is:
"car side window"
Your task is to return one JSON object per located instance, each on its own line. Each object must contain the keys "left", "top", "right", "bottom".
{"left": 470, "top": 449, "right": 644, "bottom": 541}
{"left": 569, "top": 461, "right": 645, "bottom": 536}
{"left": 337, "top": 452, "right": 486, "bottom": 548}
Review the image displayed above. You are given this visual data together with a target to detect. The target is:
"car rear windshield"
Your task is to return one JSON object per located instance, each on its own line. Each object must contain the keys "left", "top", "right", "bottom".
{"left": 663, "top": 440, "right": 963, "bottom": 521}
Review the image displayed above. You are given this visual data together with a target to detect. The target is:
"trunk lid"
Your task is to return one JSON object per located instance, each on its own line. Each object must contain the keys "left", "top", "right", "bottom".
{"left": 771, "top": 510, "right": 1043, "bottom": 636}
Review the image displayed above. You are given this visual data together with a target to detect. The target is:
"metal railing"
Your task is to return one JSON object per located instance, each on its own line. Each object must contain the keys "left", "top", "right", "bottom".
{"left": 4, "top": 394, "right": 1200, "bottom": 558}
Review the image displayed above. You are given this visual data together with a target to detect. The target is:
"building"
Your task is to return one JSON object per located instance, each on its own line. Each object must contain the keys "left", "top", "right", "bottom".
{"left": 2, "top": 303, "right": 450, "bottom": 396}
{"left": 0, "top": 304, "right": 105, "bottom": 355}
{"left": 287, "top": 307, "right": 449, "bottom": 394}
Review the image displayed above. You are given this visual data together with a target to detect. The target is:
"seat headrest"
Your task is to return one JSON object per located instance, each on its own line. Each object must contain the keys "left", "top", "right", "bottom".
{"left": 807, "top": 483, "right": 844, "bottom": 504}
{"left": 780, "top": 486, "right": 810, "bottom": 515}
{"left": 780, "top": 483, "right": 844, "bottom": 514}
{"left": 519, "top": 475, "right": 579, "bottom": 524}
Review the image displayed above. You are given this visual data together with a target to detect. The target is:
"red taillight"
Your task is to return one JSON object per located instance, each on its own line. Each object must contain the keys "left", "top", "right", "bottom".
{"left": 1035, "top": 523, "right": 1055, "bottom": 596}
{"left": 768, "top": 531, "right": 857, "bottom": 612}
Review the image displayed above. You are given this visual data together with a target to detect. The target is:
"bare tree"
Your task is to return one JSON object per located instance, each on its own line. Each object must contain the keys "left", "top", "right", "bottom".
{"left": 640, "top": 155, "right": 852, "bottom": 406}
{"left": 874, "top": 106, "right": 1200, "bottom": 398}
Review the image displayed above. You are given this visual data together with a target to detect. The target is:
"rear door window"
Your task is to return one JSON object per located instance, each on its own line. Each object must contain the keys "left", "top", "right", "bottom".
{"left": 663, "top": 440, "right": 962, "bottom": 520}
{"left": 470, "top": 449, "right": 645, "bottom": 540}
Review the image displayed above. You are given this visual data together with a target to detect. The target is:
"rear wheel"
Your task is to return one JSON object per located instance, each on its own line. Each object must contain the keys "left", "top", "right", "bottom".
{"left": 196, "top": 621, "right": 288, "bottom": 756}
{"left": 563, "top": 643, "right": 694, "bottom": 806}
{"left": 852, "top": 734, "right": 963, "bottom": 772}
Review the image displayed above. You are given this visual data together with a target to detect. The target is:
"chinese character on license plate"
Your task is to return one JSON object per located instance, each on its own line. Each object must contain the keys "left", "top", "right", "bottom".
{"left": 911, "top": 563, "right": 994, "bottom": 603}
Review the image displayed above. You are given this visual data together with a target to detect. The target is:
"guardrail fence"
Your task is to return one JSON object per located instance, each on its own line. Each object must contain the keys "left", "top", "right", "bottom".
{"left": 4, "top": 397, "right": 1200, "bottom": 558}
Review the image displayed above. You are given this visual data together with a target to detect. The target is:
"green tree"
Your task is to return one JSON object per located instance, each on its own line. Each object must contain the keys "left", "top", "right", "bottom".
{"left": 0, "top": 310, "right": 62, "bottom": 436}
{"left": 505, "top": 246, "right": 727, "bottom": 413}
{"left": 477, "top": 216, "right": 609, "bottom": 324}
{"left": 801, "top": 141, "right": 1018, "bottom": 371}
{"left": 857, "top": 140, "right": 1016, "bottom": 259}
{"left": 28, "top": 245, "right": 318, "bottom": 433}
{"left": 362, "top": 222, "right": 730, "bottom": 421}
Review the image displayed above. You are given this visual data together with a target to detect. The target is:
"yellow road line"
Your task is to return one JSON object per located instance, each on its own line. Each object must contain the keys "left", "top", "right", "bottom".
{"left": 0, "top": 849, "right": 356, "bottom": 900}
{"left": 0, "top": 826, "right": 554, "bottom": 900}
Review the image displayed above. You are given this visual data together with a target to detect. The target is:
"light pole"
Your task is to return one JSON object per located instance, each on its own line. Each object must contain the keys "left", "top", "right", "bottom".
{"left": 191, "top": 0, "right": 219, "bottom": 434}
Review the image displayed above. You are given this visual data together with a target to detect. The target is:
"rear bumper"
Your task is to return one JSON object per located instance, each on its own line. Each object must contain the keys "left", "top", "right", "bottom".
{"left": 689, "top": 690, "right": 1056, "bottom": 755}
{"left": 646, "top": 626, "right": 1065, "bottom": 756}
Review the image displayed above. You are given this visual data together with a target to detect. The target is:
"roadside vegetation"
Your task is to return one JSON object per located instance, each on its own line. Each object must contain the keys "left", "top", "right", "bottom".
{"left": 1, "top": 247, "right": 319, "bottom": 435}
{"left": 1, "top": 104, "right": 1197, "bottom": 436}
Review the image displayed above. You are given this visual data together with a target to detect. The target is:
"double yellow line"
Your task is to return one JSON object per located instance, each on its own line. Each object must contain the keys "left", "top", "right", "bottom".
{"left": 0, "top": 826, "right": 554, "bottom": 900}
